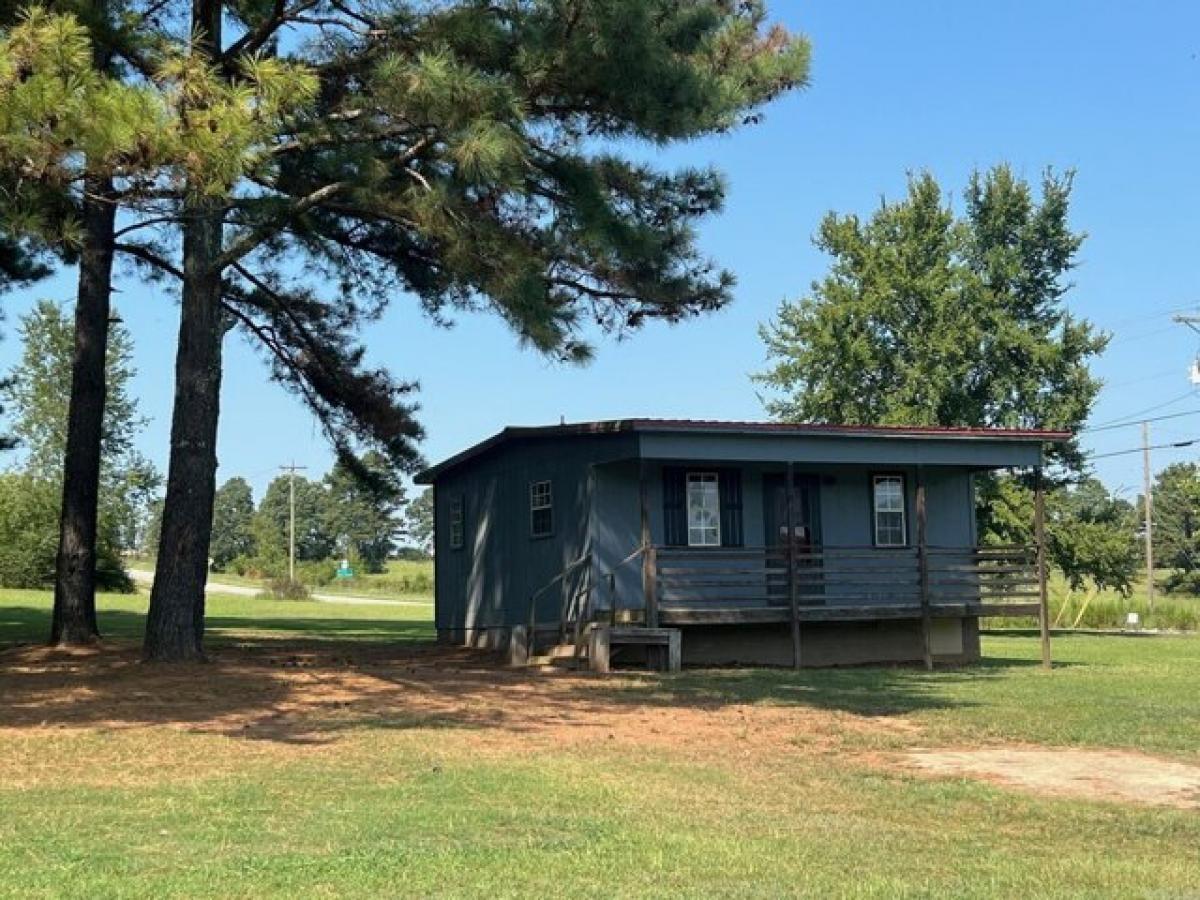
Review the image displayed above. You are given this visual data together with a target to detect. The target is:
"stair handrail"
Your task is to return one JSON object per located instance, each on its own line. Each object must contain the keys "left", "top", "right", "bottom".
{"left": 526, "top": 552, "right": 593, "bottom": 660}
{"left": 525, "top": 545, "right": 654, "bottom": 665}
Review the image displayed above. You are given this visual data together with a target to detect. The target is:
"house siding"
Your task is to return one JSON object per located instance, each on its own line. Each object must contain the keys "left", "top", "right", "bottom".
{"left": 434, "top": 433, "right": 637, "bottom": 637}
{"left": 430, "top": 426, "right": 1036, "bottom": 648}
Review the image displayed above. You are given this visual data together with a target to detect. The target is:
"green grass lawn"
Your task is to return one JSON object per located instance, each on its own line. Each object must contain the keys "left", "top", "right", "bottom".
{"left": 2, "top": 590, "right": 1199, "bottom": 899}
{"left": 0, "top": 588, "right": 434, "bottom": 647}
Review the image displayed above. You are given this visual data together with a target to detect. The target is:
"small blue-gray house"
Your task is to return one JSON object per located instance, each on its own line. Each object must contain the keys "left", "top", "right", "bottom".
{"left": 415, "top": 419, "right": 1066, "bottom": 669}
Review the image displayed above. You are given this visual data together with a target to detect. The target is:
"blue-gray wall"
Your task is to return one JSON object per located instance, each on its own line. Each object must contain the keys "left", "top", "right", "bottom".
{"left": 431, "top": 428, "right": 1033, "bottom": 628}
{"left": 433, "top": 433, "right": 636, "bottom": 630}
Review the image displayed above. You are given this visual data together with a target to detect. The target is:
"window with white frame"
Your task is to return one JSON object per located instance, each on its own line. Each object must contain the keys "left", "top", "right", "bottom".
{"left": 686, "top": 472, "right": 721, "bottom": 547}
{"left": 530, "top": 480, "right": 553, "bottom": 538}
{"left": 449, "top": 495, "right": 465, "bottom": 550}
{"left": 872, "top": 475, "right": 907, "bottom": 547}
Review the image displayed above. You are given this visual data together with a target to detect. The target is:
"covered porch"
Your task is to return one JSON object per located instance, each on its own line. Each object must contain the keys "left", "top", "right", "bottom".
{"left": 589, "top": 453, "right": 1052, "bottom": 671}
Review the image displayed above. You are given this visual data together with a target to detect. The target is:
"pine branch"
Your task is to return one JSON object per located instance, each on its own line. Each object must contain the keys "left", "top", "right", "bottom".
{"left": 114, "top": 241, "right": 183, "bottom": 280}
{"left": 221, "top": 0, "right": 322, "bottom": 66}
{"left": 215, "top": 180, "right": 350, "bottom": 270}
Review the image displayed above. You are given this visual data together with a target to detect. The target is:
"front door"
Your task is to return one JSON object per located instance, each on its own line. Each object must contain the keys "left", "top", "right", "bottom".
{"left": 763, "top": 474, "right": 823, "bottom": 604}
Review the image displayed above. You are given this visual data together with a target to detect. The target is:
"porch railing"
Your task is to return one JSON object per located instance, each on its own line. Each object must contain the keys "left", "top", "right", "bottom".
{"left": 654, "top": 544, "right": 1040, "bottom": 612}
{"left": 651, "top": 542, "right": 1044, "bottom": 671}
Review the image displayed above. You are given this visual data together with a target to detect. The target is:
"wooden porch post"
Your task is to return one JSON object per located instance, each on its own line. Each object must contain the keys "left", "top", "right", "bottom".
{"left": 915, "top": 468, "right": 934, "bottom": 671}
{"left": 1034, "top": 465, "right": 1052, "bottom": 670}
{"left": 786, "top": 461, "right": 802, "bottom": 670}
{"left": 640, "top": 460, "right": 658, "bottom": 628}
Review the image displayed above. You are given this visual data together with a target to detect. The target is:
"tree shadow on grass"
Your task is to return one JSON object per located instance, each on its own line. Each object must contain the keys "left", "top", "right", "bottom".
{"left": 0, "top": 603, "right": 1084, "bottom": 747}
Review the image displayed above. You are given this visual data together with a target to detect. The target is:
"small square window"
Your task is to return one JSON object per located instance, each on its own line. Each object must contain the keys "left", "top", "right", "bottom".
{"left": 449, "top": 495, "right": 465, "bottom": 550}
{"left": 872, "top": 475, "right": 907, "bottom": 547}
{"left": 530, "top": 480, "right": 553, "bottom": 538}
{"left": 686, "top": 472, "right": 721, "bottom": 547}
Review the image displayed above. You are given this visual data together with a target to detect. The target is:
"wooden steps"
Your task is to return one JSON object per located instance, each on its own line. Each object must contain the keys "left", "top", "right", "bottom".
{"left": 527, "top": 642, "right": 586, "bottom": 669}
{"left": 511, "top": 624, "right": 682, "bottom": 673}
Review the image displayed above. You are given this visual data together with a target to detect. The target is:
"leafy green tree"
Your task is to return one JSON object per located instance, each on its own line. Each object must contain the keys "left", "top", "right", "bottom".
{"left": 1048, "top": 479, "right": 1139, "bottom": 595}
{"left": 5, "top": 301, "right": 147, "bottom": 479}
{"left": 756, "top": 167, "right": 1105, "bottom": 471}
{"left": 323, "top": 452, "right": 402, "bottom": 573}
{"left": 981, "top": 475, "right": 1138, "bottom": 596}
{"left": 1, "top": 300, "right": 155, "bottom": 591}
{"left": 0, "top": 199, "right": 52, "bottom": 456}
{"left": 210, "top": 477, "right": 256, "bottom": 570}
{"left": 136, "top": 0, "right": 809, "bottom": 660}
{"left": 1150, "top": 463, "right": 1200, "bottom": 574}
{"left": 403, "top": 487, "right": 434, "bottom": 557}
{"left": 253, "top": 475, "right": 336, "bottom": 568}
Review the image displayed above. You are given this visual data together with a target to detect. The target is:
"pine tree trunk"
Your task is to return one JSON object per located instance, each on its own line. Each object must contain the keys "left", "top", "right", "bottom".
{"left": 143, "top": 199, "right": 224, "bottom": 662}
{"left": 50, "top": 182, "right": 116, "bottom": 646}
{"left": 50, "top": 0, "right": 119, "bottom": 644}
{"left": 143, "top": 0, "right": 225, "bottom": 662}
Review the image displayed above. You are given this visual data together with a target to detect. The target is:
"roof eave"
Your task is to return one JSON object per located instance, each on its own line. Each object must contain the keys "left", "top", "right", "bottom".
{"left": 414, "top": 419, "right": 1072, "bottom": 483}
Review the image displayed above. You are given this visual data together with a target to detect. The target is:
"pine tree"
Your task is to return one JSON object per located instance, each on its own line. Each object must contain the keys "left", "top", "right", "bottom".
{"left": 132, "top": 0, "right": 809, "bottom": 660}
{"left": 323, "top": 452, "right": 403, "bottom": 572}
{"left": 3, "top": 3, "right": 318, "bottom": 647}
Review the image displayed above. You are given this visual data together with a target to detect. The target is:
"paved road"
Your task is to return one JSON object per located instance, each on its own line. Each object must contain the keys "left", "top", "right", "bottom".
{"left": 127, "top": 569, "right": 432, "bottom": 608}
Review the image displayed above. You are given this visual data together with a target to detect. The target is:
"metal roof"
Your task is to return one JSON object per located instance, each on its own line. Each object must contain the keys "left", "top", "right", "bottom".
{"left": 414, "top": 418, "right": 1071, "bottom": 483}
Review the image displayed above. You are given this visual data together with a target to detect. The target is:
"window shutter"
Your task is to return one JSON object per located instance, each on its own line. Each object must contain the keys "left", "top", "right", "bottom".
{"left": 718, "top": 469, "right": 744, "bottom": 547}
{"left": 662, "top": 467, "right": 687, "bottom": 546}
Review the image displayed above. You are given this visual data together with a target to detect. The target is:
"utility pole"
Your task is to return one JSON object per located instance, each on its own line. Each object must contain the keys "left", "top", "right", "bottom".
{"left": 1142, "top": 422, "right": 1154, "bottom": 610}
{"left": 280, "top": 461, "right": 307, "bottom": 582}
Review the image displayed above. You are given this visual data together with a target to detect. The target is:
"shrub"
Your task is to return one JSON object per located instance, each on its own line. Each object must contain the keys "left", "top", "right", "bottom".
{"left": 295, "top": 559, "right": 338, "bottom": 586}
{"left": 261, "top": 577, "right": 310, "bottom": 601}
{"left": 1161, "top": 569, "right": 1200, "bottom": 595}
{"left": 0, "top": 473, "right": 132, "bottom": 591}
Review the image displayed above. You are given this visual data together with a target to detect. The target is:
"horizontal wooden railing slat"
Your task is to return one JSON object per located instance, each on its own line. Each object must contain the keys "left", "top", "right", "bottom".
{"left": 652, "top": 543, "right": 1038, "bottom": 619}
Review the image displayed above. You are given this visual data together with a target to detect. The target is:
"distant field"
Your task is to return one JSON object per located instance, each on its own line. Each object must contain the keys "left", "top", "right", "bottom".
{"left": 124, "top": 557, "right": 435, "bottom": 600}
{"left": 2, "top": 587, "right": 1199, "bottom": 898}
{"left": 0, "top": 587, "right": 433, "bottom": 649}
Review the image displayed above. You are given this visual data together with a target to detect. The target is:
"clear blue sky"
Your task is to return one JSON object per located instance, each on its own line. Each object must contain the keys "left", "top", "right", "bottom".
{"left": 3, "top": 0, "right": 1199, "bottom": 503}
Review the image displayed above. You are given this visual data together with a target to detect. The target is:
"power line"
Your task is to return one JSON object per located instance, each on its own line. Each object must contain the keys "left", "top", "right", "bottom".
{"left": 1089, "top": 438, "right": 1198, "bottom": 461}
{"left": 1082, "top": 407, "right": 1200, "bottom": 434}
{"left": 1086, "top": 389, "right": 1197, "bottom": 430}
{"left": 1105, "top": 323, "right": 1179, "bottom": 347}
{"left": 1101, "top": 368, "right": 1182, "bottom": 390}
{"left": 1101, "top": 303, "right": 1197, "bottom": 331}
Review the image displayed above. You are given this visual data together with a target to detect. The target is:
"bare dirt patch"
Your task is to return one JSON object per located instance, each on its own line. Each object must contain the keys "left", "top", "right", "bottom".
{"left": 904, "top": 747, "right": 1200, "bottom": 809}
{"left": 0, "top": 640, "right": 915, "bottom": 787}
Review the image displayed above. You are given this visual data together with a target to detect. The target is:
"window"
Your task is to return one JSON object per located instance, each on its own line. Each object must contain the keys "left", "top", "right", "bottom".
{"left": 530, "top": 480, "right": 553, "bottom": 538}
{"left": 686, "top": 472, "right": 721, "bottom": 547}
{"left": 449, "top": 495, "right": 465, "bottom": 550}
{"left": 872, "top": 475, "right": 907, "bottom": 547}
